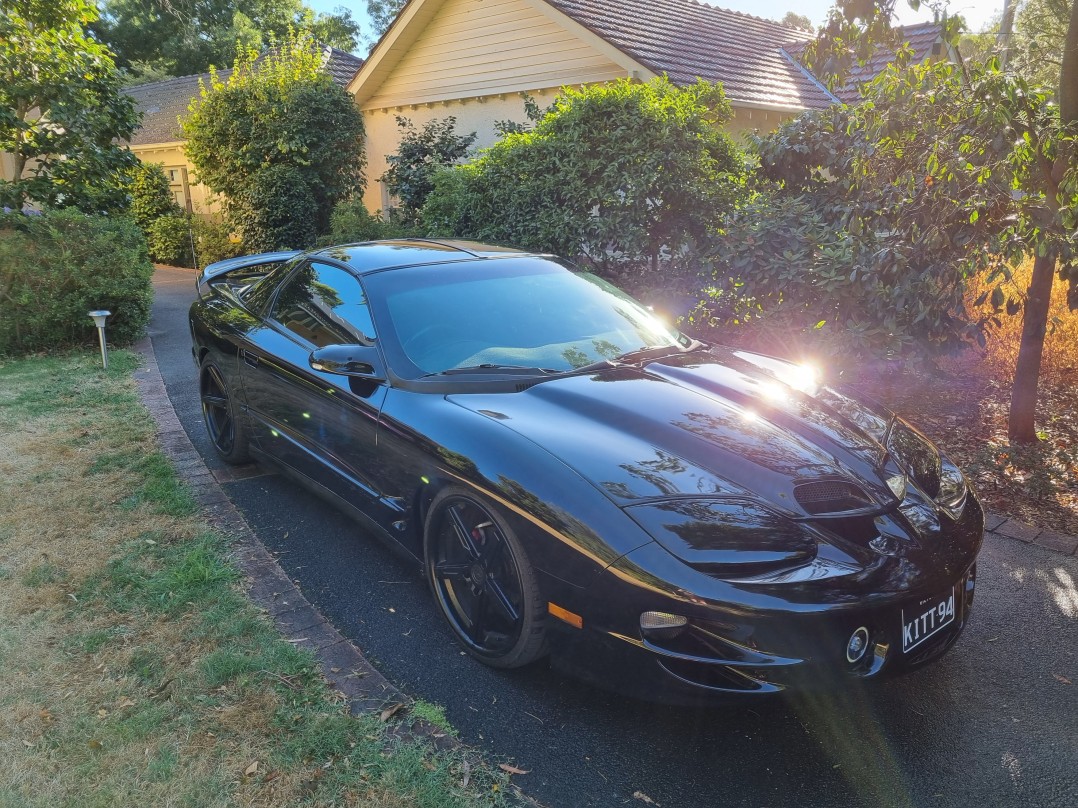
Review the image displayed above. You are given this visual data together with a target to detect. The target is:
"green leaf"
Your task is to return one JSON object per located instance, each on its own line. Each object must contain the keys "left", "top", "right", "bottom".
{"left": 991, "top": 286, "right": 1005, "bottom": 309}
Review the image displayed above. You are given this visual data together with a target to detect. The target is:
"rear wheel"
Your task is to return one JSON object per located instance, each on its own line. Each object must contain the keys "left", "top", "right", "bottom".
{"left": 424, "top": 487, "right": 547, "bottom": 669}
{"left": 200, "top": 359, "right": 251, "bottom": 464}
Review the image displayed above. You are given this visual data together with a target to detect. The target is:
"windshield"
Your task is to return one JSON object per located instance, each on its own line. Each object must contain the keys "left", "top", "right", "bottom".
{"left": 364, "top": 257, "right": 686, "bottom": 378}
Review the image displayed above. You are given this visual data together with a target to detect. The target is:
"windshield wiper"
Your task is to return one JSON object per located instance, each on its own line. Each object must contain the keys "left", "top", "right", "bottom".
{"left": 423, "top": 364, "right": 557, "bottom": 377}
{"left": 567, "top": 340, "right": 709, "bottom": 375}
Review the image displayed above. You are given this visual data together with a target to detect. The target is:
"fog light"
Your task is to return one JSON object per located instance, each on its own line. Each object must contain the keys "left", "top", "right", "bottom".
{"left": 846, "top": 626, "right": 870, "bottom": 663}
{"left": 640, "top": 611, "right": 689, "bottom": 637}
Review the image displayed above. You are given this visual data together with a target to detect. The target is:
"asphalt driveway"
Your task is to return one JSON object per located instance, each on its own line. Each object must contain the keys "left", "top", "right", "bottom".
{"left": 150, "top": 265, "right": 1077, "bottom": 808}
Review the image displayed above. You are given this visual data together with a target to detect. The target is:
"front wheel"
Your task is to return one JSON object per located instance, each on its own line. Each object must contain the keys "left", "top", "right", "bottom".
{"left": 199, "top": 359, "right": 251, "bottom": 464}
{"left": 424, "top": 487, "right": 547, "bottom": 669}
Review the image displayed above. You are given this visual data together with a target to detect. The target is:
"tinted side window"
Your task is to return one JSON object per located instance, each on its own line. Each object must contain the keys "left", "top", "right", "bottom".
{"left": 243, "top": 257, "right": 304, "bottom": 312}
{"left": 270, "top": 262, "right": 376, "bottom": 347}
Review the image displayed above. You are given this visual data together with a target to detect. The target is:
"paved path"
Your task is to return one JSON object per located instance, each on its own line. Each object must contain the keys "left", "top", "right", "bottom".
{"left": 148, "top": 265, "right": 1078, "bottom": 808}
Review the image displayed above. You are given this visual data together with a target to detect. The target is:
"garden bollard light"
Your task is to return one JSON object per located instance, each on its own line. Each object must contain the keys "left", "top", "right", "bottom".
{"left": 88, "top": 310, "right": 111, "bottom": 370}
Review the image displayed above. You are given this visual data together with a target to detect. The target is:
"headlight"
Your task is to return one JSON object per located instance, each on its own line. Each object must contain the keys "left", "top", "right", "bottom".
{"left": 815, "top": 387, "right": 891, "bottom": 443}
{"left": 887, "top": 420, "right": 941, "bottom": 498}
{"left": 936, "top": 458, "right": 968, "bottom": 517}
{"left": 624, "top": 498, "right": 817, "bottom": 576}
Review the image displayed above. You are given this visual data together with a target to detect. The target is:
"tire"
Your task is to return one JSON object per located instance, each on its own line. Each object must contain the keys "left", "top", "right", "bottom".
{"left": 424, "top": 486, "right": 547, "bottom": 669}
{"left": 199, "top": 358, "right": 251, "bottom": 464}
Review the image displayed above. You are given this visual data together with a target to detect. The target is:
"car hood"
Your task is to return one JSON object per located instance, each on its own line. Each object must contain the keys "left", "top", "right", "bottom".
{"left": 447, "top": 347, "right": 897, "bottom": 517}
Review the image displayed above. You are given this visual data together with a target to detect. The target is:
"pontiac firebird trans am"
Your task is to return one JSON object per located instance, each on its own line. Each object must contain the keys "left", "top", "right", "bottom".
{"left": 189, "top": 240, "right": 983, "bottom": 703}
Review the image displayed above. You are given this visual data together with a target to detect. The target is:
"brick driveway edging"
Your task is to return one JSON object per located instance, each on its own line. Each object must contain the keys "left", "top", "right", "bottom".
{"left": 984, "top": 511, "right": 1077, "bottom": 556}
{"left": 130, "top": 335, "right": 460, "bottom": 751}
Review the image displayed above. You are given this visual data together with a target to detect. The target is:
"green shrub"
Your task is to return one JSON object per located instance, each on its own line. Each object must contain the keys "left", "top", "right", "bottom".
{"left": 421, "top": 167, "right": 476, "bottom": 239}
{"left": 318, "top": 198, "right": 418, "bottom": 246}
{"left": 147, "top": 214, "right": 195, "bottom": 267}
{"left": 0, "top": 209, "right": 153, "bottom": 355}
{"left": 233, "top": 165, "right": 318, "bottom": 252}
{"left": 181, "top": 31, "right": 366, "bottom": 240}
{"left": 381, "top": 116, "right": 476, "bottom": 223}
{"left": 191, "top": 217, "right": 245, "bottom": 267}
{"left": 129, "top": 162, "right": 181, "bottom": 231}
{"left": 421, "top": 77, "right": 746, "bottom": 279}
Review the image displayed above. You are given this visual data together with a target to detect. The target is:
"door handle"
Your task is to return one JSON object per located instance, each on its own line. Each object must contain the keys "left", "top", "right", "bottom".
{"left": 241, "top": 349, "right": 260, "bottom": 367}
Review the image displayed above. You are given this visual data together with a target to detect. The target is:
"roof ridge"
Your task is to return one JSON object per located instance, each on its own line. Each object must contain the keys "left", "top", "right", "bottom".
{"left": 681, "top": 0, "right": 807, "bottom": 36}
{"left": 124, "top": 68, "right": 230, "bottom": 91}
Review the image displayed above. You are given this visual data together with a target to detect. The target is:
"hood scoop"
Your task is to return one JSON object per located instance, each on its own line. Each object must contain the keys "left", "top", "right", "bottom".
{"left": 793, "top": 480, "right": 873, "bottom": 515}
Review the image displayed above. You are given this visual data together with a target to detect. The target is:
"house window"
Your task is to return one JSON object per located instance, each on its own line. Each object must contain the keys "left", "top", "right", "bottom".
{"left": 380, "top": 182, "right": 400, "bottom": 216}
{"left": 168, "top": 169, "right": 179, "bottom": 182}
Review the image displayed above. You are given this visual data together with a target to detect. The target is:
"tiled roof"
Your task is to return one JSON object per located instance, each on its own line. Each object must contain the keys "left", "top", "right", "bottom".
{"left": 125, "top": 48, "right": 364, "bottom": 146}
{"left": 125, "top": 71, "right": 230, "bottom": 146}
{"left": 546, "top": 0, "right": 836, "bottom": 110}
{"left": 322, "top": 48, "right": 366, "bottom": 86}
{"left": 784, "top": 22, "right": 944, "bottom": 104}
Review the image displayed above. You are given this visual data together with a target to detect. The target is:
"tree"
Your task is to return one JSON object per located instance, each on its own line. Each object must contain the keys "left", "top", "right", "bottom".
{"left": 181, "top": 30, "right": 365, "bottom": 250}
{"left": 1010, "top": 0, "right": 1072, "bottom": 90}
{"left": 381, "top": 117, "right": 477, "bottom": 223}
{"left": 800, "top": 0, "right": 1078, "bottom": 443}
{"left": 128, "top": 162, "right": 181, "bottom": 231}
{"left": 95, "top": 0, "right": 361, "bottom": 83}
{"left": 305, "top": 5, "right": 362, "bottom": 52}
{"left": 365, "top": 0, "right": 407, "bottom": 42}
{"left": 0, "top": 0, "right": 139, "bottom": 213}
{"left": 781, "top": 11, "right": 814, "bottom": 31}
{"left": 706, "top": 62, "right": 1068, "bottom": 361}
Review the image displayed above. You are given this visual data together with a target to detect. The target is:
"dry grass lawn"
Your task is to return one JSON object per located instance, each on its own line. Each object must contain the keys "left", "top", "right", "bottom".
{"left": 0, "top": 351, "right": 512, "bottom": 808}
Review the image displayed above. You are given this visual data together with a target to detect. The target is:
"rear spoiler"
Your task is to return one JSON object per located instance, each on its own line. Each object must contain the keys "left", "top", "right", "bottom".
{"left": 199, "top": 251, "right": 302, "bottom": 283}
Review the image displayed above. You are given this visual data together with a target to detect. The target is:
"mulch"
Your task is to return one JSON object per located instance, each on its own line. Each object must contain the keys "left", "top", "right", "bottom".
{"left": 848, "top": 357, "right": 1078, "bottom": 537}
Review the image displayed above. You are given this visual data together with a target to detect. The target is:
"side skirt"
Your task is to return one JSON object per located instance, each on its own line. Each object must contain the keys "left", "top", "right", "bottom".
{"left": 248, "top": 445, "right": 424, "bottom": 572}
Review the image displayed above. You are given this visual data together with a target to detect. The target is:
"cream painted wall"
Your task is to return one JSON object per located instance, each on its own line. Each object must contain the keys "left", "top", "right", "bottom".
{"left": 362, "top": 86, "right": 566, "bottom": 212}
{"left": 367, "top": 0, "right": 629, "bottom": 109}
{"left": 726, "top": 105, "right": 799, "bottom": 142}
{"left": 131, "top": 143, "right": 223, "bottom": 217}
{"left": 1, "top": 151, "right": 16, "bottom": 183}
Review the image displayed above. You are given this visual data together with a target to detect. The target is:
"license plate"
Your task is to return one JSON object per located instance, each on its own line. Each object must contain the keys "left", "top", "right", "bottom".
{"left": 901, "top": 588, "right": 956, "bottom": 653}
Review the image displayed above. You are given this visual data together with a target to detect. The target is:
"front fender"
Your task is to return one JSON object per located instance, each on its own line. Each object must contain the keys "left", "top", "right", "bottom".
{"left": 376, "top": 387, "right": 656, "bottom": 589}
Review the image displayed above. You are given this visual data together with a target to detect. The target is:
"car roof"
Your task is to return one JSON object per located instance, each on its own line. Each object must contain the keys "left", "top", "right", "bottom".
{"left": 311, "top": 239, "right": 533, "bottom": 275}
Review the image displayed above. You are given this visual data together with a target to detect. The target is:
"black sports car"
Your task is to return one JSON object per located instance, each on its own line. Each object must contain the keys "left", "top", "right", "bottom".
{"left": 189, "top": 240, "right": 983, "bottom": 703}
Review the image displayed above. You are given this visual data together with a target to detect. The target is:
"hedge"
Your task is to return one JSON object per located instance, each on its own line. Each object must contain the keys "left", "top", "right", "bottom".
{"left": 0, "top": 210, "right": 154, "bottom": 356}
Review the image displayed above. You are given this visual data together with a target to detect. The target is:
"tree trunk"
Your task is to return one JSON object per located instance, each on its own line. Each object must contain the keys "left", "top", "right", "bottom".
{"left": 1058, "top": 0, "right": 1078, "bottom": 124}
{"left": 1008, "top": 250, "right": 1056, "bottom": 442}
{"left": 1006, "top": 0, "right": 1077, "bottom": 441}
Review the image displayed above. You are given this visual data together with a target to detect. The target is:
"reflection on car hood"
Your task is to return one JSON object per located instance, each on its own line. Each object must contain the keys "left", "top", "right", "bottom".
{"left": 448, "top": 347, "right": 895, "bottom": 516}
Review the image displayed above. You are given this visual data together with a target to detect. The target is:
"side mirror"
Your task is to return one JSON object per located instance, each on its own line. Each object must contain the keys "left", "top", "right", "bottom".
{"left": 309, "top": 344, "right": 385, "bottom": 381}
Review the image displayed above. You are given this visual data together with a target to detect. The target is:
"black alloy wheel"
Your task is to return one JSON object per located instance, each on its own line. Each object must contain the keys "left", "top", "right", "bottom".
{"left": 424, "top": 488, "right": 546, "bottom": 669}
{"left": 200, "top": 360, "right": 251, "bottom": 464}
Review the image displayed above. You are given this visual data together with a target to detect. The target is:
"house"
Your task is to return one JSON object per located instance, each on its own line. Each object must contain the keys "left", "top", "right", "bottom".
{"left": 348, "top": 0, "right": 951, "bottom": 213}
{"left": 123, "top": 47, "right": 364, "bottom": 216}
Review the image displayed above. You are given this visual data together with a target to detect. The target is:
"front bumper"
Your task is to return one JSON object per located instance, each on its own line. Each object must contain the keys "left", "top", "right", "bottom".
{"left": 549, "top": 497, "right": 984, "bottom": 705}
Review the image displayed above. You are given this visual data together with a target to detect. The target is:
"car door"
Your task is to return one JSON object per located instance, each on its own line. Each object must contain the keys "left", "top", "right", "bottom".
{"left": 239, "top": 259, "right": 388, "bottom": 517}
